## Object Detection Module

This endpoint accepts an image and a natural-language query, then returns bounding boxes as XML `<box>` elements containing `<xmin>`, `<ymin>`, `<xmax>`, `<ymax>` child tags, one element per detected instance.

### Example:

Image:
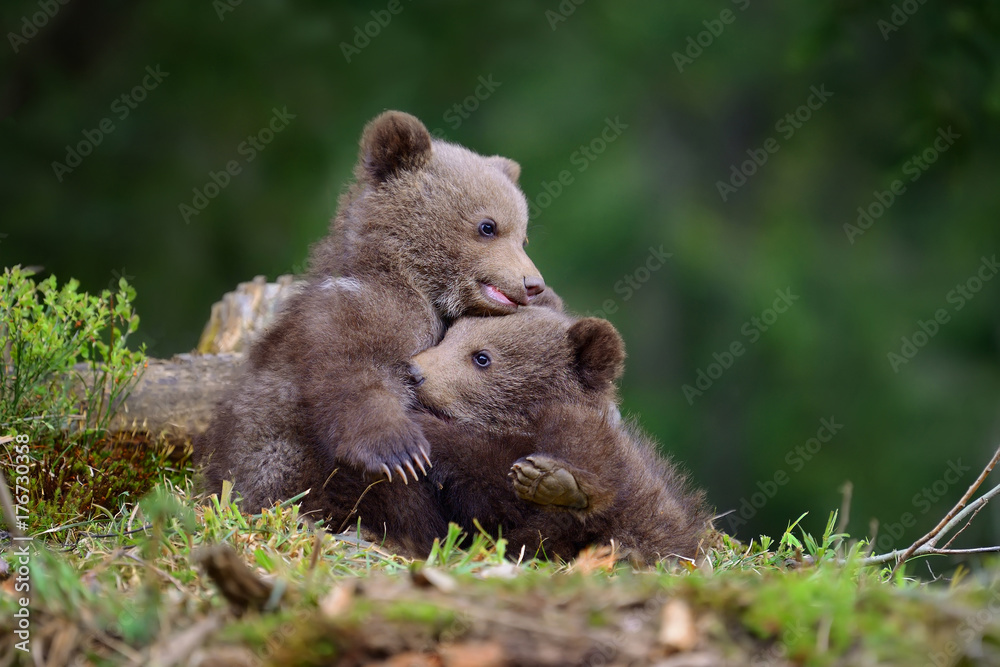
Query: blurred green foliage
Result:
<box><xmin>1</xmin><ymin>1</ymin><xmax>998</xmax><ymax>551</ymax></box>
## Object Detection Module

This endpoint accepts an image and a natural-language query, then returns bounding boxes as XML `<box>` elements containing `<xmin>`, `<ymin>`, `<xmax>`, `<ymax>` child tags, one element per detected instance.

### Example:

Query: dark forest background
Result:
<box><xmin>2</xmin><ymin>0</ymin><xmax>999</xmax><ymax>552</ymax></box>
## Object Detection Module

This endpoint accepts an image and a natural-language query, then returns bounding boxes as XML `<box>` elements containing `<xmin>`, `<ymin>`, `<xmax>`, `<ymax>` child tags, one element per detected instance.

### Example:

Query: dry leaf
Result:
<box><xmin>188</xmin><ymin>646</ymin><xmax>260</xmax><ymax>667</ymax></box>
<box><xmin>479</xmin><ymin>562</ymin><xmax>519</xmax><ymax>579</ymax></box>
<box><xmin>658</xmin><ymin>599</ymin><xmax>697</xmax><ymax>652</ymax></box>
<box><xmin>411</xmin><ymin>567</ymin><xmax>457</xmax><ymax>593</ymax></box>
<box><xmin>320</xmin><ymin>582</ymin><xmax>355</xmax><ymax>618</ymax></box>
<box><xmin>568</xmin><ymin>544</ymin><xmax>617</xmax><ymax>575</ymax></box>
<box><xmin>375</xmin><ymin>651</ymin><xmax>440</xmax><ymax>667</ymax></box>
<box><xmin>439</xmin><ymin>641</ymin><xmax>505</xmax><ymax>667</ymax></box>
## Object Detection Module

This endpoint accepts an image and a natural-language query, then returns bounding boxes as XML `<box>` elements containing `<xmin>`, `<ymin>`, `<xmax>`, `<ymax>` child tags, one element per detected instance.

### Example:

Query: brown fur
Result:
<box><xmin>410</xmin><ymin>307</ymin><xmax>711</xmax><ymax>563</ymax></box>
<box><xmin>194</xmin><ymin>111</ymin><xmax>547</xmax><ymax>556</ymax></box>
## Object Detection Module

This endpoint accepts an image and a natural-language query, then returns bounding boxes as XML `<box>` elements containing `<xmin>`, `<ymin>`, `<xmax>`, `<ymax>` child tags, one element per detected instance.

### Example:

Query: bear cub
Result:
<box><xmin>410</xmin><ymin>306</ymin><xmax>712</xmax><ymax>563</ymax></box>
<box><xmin>195</xmin><ymin>111</ymin><xmax>546</xmax><ymax>556</ymax></box>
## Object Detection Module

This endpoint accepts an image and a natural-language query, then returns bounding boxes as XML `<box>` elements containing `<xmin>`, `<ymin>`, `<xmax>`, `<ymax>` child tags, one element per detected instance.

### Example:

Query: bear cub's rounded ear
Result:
<box><xmin>360</xmin><ymin>111</ymin><xmax>433</xmax><ymax>184</ymax></box>
<box><xmin>486</xmin><ymin>156</ymin><xmax>521</xmax><ymax>184</ymax></box>
<box><xmin>568</xmin><ymin>318</ymin><xmax>625</xmax><ymax>391</ymax></box>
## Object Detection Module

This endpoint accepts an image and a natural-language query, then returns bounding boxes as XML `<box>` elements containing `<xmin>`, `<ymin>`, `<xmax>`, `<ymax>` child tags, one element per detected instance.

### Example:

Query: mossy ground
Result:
<box><xmin>24</xmin><ymin>431</ymin><xmax>189</xmax><ymax>534</ymax></box>
<box><xmin>1</xmin><ymin>436</ymin><xmax>999</xmax><ymax>667</ymax></box>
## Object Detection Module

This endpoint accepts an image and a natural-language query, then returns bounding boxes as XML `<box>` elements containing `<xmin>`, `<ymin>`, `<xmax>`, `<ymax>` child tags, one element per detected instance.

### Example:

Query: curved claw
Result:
<box><xmin>381</xmin><ymin>464</ymin><xmax>392</xmax><ymax>482</ymax></box>
<box><xmin>414</xmin><ymin>455</ymin><xmax>427</xmax><ymax>476</ymax></box>
<box><xmin>394</xmin><ymin>464</ymin><xmax>408</xmax><ymax>484</ymax></box>
<box><xmin>404</xmin><ymin>460</ymin><xmax>418</xmax><ymax>480</ymax></box>
<box><xmin>421</xmin><ymin>449</ymin><xmax>433</xmax><ymax>469</ymax></box>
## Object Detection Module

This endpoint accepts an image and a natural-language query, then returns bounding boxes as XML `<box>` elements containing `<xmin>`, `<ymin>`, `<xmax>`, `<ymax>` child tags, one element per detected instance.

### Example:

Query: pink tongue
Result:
<box><xmin>483</xmin><ymin>283</ymin><xmax>516</xmax><ymax>306</ymax></box>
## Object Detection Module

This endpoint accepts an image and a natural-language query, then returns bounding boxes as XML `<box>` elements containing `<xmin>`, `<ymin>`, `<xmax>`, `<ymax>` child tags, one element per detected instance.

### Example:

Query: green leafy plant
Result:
<box><xmin>1</xmin><ymin>265</ymin><xmax>156</xmax><ymax>530</ymax></box>
<box><xmin>1</xmin><ymin>265</ymin><xmax>145</xmax><ymax>439</ymax></box>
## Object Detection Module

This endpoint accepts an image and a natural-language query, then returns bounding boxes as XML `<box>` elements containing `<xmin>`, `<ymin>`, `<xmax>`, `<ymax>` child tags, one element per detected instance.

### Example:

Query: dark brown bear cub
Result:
<box><xmin>410</xmin><ymin>307</ymin><xmax>711</xmax><ymax>563</ymax></box>
<box><xmin>195</xmin><ymin>111</ymin><xmax>545</xmax><ymax>556</ymax></box>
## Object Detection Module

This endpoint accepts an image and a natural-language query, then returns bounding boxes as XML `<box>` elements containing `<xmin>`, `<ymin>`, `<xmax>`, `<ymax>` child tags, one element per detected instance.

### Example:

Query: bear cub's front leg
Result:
<box><xmin>325</xmin><ymin>382</ymin><xmax>432</xmax><ymax>484</ymax></box>
<box><xmin>510</xmin><ymin>455</ymin><xmax>589</xmax><ymax>509</ymax></box>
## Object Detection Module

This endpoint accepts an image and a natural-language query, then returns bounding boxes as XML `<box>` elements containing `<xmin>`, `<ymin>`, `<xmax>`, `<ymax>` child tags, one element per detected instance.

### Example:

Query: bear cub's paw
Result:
<box><xmin>335</xmin><ymin>415</ymin><xmax>432</xmax><ymax>484</ymax></box>
<box><xmin>510</xmin><ymin>455</ymin><xmax>589</xmax><ymax>509</ymax></box>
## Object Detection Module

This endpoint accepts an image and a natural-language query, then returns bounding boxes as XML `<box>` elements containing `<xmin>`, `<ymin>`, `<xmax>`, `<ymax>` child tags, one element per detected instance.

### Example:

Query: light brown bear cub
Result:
<box><xmin>410</xmin><ymin>306</ymin><xmax>711</xmax><ymax>563</ymax></box>
<box><xmin>195</xmin><ymin>111</ymin><xmax>545</xmax><ymax>556</ymax></box>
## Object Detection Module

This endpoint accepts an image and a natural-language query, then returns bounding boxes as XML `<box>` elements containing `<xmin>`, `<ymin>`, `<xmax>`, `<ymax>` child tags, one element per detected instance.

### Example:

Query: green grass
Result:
<box><xmin>2</xmin><ymin>477</ymin><xmax>999</xmax><ymax>666</ymax></box>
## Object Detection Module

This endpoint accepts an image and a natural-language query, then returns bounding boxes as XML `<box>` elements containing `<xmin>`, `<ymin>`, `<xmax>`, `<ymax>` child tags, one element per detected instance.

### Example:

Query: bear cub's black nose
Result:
<box><xmin>408</xmin><ymin>364</ymin><xmax>425</xmax><ymax>386</ymax></box>
<box><xmin>524</xmin><ymin>276</ymin><xmax>545</xmax><ymax>298</ymax></box>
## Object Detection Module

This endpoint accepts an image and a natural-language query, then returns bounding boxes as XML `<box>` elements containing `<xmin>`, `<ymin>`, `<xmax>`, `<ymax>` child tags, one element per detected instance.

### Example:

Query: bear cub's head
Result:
<box><xmin>330</xmin><ymin>111</ymin><xmax>545</xmax><ymax>317</ymax></box>
<box><xmin>409</xmin><ymin>306</ymin><xmax>625</xmax><ymax>431</ymax></box>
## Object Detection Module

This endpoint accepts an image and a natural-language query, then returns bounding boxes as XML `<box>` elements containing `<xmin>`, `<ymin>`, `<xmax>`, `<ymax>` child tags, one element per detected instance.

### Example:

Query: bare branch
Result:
<box><xmin>941</xmin><ymin>503</ymin><xmax>987</xmax><ymax>550</ymax></box>
<box><xmin>855</xmin><ymin>446</ymin><xmax>1000</xmax><ymax>571</ymax></box>
<box><xmin>933</xmin><ymin>481</ymin><xmax>1000</xmax><ymax>546</ymax></box>
<box><xmin>890</xmin><ymin>445</ymin><xmax>1000</xmax><ymax>574</ymax></box>
<box><xmin>860</xmin><ymin>543</ymin><xmax>1000</xmax><ymax>566</ymax></box>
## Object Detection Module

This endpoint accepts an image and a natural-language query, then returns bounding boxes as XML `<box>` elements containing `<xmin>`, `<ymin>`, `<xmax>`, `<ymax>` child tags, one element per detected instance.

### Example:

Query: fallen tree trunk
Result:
<box><xmin>105</xmin><ymin>352</ymin><xmax>244</xmax><ymax>437</ymax></box>
<box><xmin>84</xmin><ymin>275</ymin><xmax>304</xmax><ymax>438</ymax></box>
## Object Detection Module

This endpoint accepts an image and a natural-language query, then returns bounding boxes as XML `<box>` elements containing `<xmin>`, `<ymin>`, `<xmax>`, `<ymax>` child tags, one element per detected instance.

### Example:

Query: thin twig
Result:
<box><xmin>865</xmin><ymin>481</ymin><xmax>1000</xmax><ymax>568</ymax></box>
<box><xmin>941</xmin><ymin>500</ymin><xmax>989</xmax><ymax>550</ymax></box>
<box><xmin>891</xmin><ymin>445</ymin><xmax>1000</xmax><ymax>574</ymax></box>
<box><xmin>933</xmin><ymin>481</ymin><xmax>1000</xmax><ymax>545</ymax></box>
<box><xmin>337</xmin><ymin>478</ymin><xmax>385</xmax><ymax>534</ymax></box>
<box><xmin>928</xmin><ymin>546</ymin><xmax>1000</xmax><ymax>555</ymax></box>
<box><xmin>861</xmin><ymin>544</ymin><xmax>1000</xmax><ymax>566</ymax></box>
<box><xmin>859</xmin><ymin>547</ymin><xmax>910</xmax><ymax>566</ymax></box>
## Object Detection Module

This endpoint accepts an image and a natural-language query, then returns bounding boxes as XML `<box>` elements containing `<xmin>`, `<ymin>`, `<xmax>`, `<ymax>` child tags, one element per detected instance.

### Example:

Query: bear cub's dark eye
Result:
<box><xmin>472</xmin><ymin>351</ymin><xmax>492</xmax><ymax>368</ymax></box>
<box><xmin>478</xmin><ymin>219</ymin><xmax>497</xmax><ymax>237</ymax></box>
